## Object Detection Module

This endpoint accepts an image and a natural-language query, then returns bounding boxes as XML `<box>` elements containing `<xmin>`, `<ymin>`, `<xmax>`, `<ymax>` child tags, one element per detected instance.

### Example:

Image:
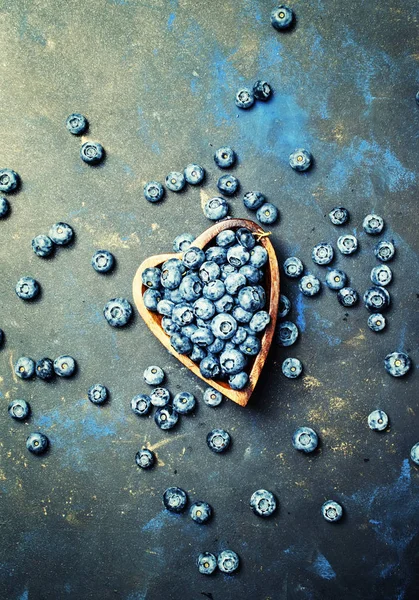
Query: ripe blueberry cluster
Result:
<box><xmin>142</xmin><ymin>228</ymin><xmax>272</xmax><ymax>391</ymax></box>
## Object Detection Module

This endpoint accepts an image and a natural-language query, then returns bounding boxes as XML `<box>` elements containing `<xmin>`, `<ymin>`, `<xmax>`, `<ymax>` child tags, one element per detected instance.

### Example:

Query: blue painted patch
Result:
<box><xmin>312</xmin><ymin>552</ymin><xmax>336</xmax><ymax>580</ymax></box>
<box><xmin>81</xmin><ymin>415</ymin><xmax>116</xmax><ymax>439</ymax></box>
<box><xmin>136</xmin><ymin>107</ymin><xmax>160</xmax><ymax>154</ymax></box>
<box><xmin>190</xmin><ymin>78</ymin><xmax>198</xmax><ymax>95</ymax></box>
<box><xmin>142</xmin><ymin>510</ymin><xmax>178</xmax><ymax>532</ymax></box>
<box><xmin>167</xmin><ymin>13</ymin><xmax>176</xmax><ymax>31</ymax></box>
<box><xmin>18</xmin><ymin>590</ymin><xmax>29</xmax><ymax>600</ymax></box>
<box><xmin>19</xmin><ymin>15</ymin><xmax>47</xmax><ymax>47</ymax></box>
<box><xmin>295</xmin><ymin>293</ymin><xmax>306</xmax><ymax>332</ymax></box>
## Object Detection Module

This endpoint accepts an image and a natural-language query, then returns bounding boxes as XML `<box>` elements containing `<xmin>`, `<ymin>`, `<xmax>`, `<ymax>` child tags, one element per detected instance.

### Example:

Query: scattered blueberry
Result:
<box><xmin>8</xmin><ymin>399</ymin><xmax>30</xmax><ymax>420</ymax></box>
<box><xmin>0</xmin><ymin>197</ymin><xmax>10</xmax><ymax>218</ymax></box>
<box><xmin>203</xmin><ymin>387</ymin><xmax>223</xmax><ymax>407</ymax></box>
<box><xmin>278</xmin><ymin>294</ymin><xmax>291</xmax><ymax>318</ymax></box>
<box><xmin>253</xmin><ymin>80</ymin><xmax>272</xmax><ymax>101</ymax></box>
<box><xmin>103</xmin><ymin>298</ymin><xmax>133</xmax><ymax>327</ymax></box>
<box><xmin>299</xmin><ymin>274</ymin><xmax>321</xmax><ymax>297</ymax></box>
<box><xmin>337</xmin><ymin>234</ymin><xmax>358</xmax><ymax>255</ymax></box>
<box><xmin>155</xmin><ymin>406</ymin><xmax>179</xmax><ymax>430</ymax></box>
<box><xmin>363</xmin><ymin>214</ymin><xmax>384</xmax><ymax>235</ymax></box>
<box><xmin>250</xmin><ymin>489</ymin><xmax>277</xmax><ymax>517</ymax></box>
<box><xmin>0</xmin><ymin>168</ymin><xmax>19</xmax><ymax>192</ymax></box>
<box><xmin>80</xmin><ymin>141</ymin><xmax>104</xmax><ymax>164</ymax></box>
<box><xmin>49</xmin><ymin>222</ymin><xmax>73</xmax><ymax>246</ymax></box>
<box><xmin>190</xmin><ymin>501</ymin><xmax>212</xmax><ymax>524</ymax></box>
<box><xmin>207</xmin><ymin>428</ymin><xmax>231</xmax><ymax>453</ymax></box>
<box><xmin>143</xmin><ymin>366</ymin><xmax>165</xmax><ymax>386</ymax></box>
<box><xmin>150</xmin><ymin>387</ymin><xmax>171</xmax><ymax>407</ymax></box>
<box><xmin>243</xmin><ymin>191</ymin><xmax>265</xmax><ymax>211</ymax></box>
<box><xmin>312</xmin><ymin>242</ymin><xmax>334</xmax><ymax>266</ymax></box>
<box><xmin>325</xmin><ymin>269</ymin><xmax>347</xmax><ymax>290</ymax></box>
<box><xmin>197</xmin><ymin>552</ymin><xmax>217</xmax><ymax>575</ymax></box>
<box><xmin>271</xmin><ymin>5</ymin><xmax>294</xmax><ymax>29</ymax></box>
<box><xmin>321</xmin><ymin>500</ymin><xmax>343</xmax><ymax>523</ymax></box>
<box><xmin>384</xmin><ymin>351</ymin><xmax>411</xmax><ymax>377</ymax></box>
<box><xmin>35</xmin><ymin>358</ymin><xmax>54</xmax><ymax>380</ymax></box>
<box><xmin>217</xmin><ymin>174</ymin><xmax>239</xmax><ymax>196</ymax></box>
<box><xmin>26</xmin><ymin>432</ymin><xmax>49</xmax><ymax>455</ymax></box>
<box><xmin>15</xmin><ymin>357</ymin><xmax>35</xmax><ymax>379</ymax></box>
<box><xmin>367</xmin><ymin>410</ymin><xmax>388</xmax><ymax>431</ymax></box>
<box><xmin>374</xmin><ymin>240</ymin><xmax>395</xmax><ymax>262</ymax></box>
<box><xmin>163</xmin><ymin>486</ymin><xmax>188</xmax><ymax>512</ymax></box>
<box><xmin>144</xmin><ymin>181</ymin><xmax>164</xmax><ymax>203</ymax></box>
<box><xmin>277</xmin><ymin>321</ymin><xmax>299</xmax><ymax>346</ymax></box>
<box><xmin>88</xmin><ymin>384</ymin><xmax>108</xmax><ymax>405</ymax></box>
<box><xmin>363</xmin><ymin>287</ymin><xmax>390</xmax><ymax>311</ymax></box>
<box><xmin>173</xmin><ymin>232</ymin><xmax>195</xmax><ymax>253</ymax></box>
<box><xmin>66</xmin><ymin>113</ymin><xmax>88</xmax><ymax>135</ymax></box>
<box><xmin>54</xmin><ymin>355</ymin><xmax>76</xmax><ymax>377</ymax></box>
<box><xmin>283</xmin><ymin>256</ymin><xmax>303</xmax><ymax>278</ymax></box>
<box><xmin>203</xmin><ymin>197</ymin><xmax>229</xmax><ymax>220</ymax></box>
<box><xmin>367</xmin><ymin>313</ymin><xmax>386</xmax><ymax>332</ymax></box>
<box><xmin>131</xmin><ymin>394</ymin><xmax>151</xmax><ymax>416</ymax></box>
<box><xmin>173</xmin><ymin>391</ymin><xmax>196</xmax><ymax>414</ymax></box>
<box><xmin>235</xmin><ymin>87</ymin><xmax>255</xmax><ymax>109</ymax></box>
<box><xmin>184</xmin><ymin>164</ymin><xmax>205</xmax><ymax>185</ymax></box>
<box><xmin>166</xmin><ymin>171</ymin><xmax>186</xmax><ymax>192</ymax></box>
<box><xmin>370</xmin><ymin>264</ymin><xmax>392</xmax><ymax>286</ymax></box>
<box><xmin>282</xmin><ymin>358</ymin><xmax>302</xmax><ymax>378</ymax></box>
<box><xmin>15</xmin><ymin>276</ymin><xmax>40</xmax><ymax>300</ymax></box>
<box><xmin>92</xmin><ymin>250</ymin><xmax>115</xmax><ymax>273</ymax></box>
<box><xmin>217</xmin><ymin>550</ymin><xmax>239</xmax><ymax>574</ymax></box>
<box><xmin>289</xmin><ymin>149</ymin><xmax>312</xmax><ymax>172</ymax></box>
<box><xmin>292</xmin><ymin>427</ymin><xmax>318</xmax><ymax>453</ymax></box>
<box><xmin>410</xmin><ymin>443</ymin><xmax>419</xmax><ymax>465</ymax></box>
<box><xmin>214</xmin><ymin>147</ymin><xmax>236</xmax><ymax>169</ymax></box>
<box><xmin>135</xmin><ymin>448</ymin><xmax>155</xmax><ymax>469</ymax></box>
<box><xmin>329</xmin><ymin>207</ymin><xmax>349</xmax><ymax>226</ymax></box>
<box><xmin>256</xmin><ymin>202</ymin><xmax>279</xmax><ymax>225</ymax></box>
<box><xmin>32</xmin><ymin>235</ymin><xmax>54</xmax><ymax>258</ymax></box>
<box><xmin>337</xmin><ymin>287</ymin><xmax>358</xmax><ymax>307</ymax></box>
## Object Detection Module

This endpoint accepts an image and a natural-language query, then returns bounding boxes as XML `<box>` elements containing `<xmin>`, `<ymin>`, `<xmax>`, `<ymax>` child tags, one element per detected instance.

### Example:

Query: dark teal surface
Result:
<box><xmin>0</xmin><ymin>1</ymin><xmax>419</xmax><ymax>599</ymax></box>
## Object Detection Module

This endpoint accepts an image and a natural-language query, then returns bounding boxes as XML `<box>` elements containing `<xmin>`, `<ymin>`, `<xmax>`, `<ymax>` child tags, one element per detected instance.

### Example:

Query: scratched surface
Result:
<box><xmin>0</xmin><ymin>0</ymin><xmax>418</xmax><ymax>599</ymax></box>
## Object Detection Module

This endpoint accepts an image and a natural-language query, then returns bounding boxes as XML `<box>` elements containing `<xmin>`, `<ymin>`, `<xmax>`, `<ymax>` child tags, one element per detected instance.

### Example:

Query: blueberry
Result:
<box><xmin>225</xmin><ymin>273</ymin><xmax>246</xmax><ymax>296</ymax></box>
<box><xmin>155</xmin><ymin>406</ymin><xmax>179</xmax><ymax>430</ymax></box>
<box><xmin>92</xmin><ymin>250</ymin><xmax>115</xmax><ymax>273</ymax></box>
<box><xmin>104</xmin><ymin>298</ymin><xmax>133</xmax><ymax>326</ymax></box>
<box><xmin>337</xmin><ymin>234</ymin><xmax>358</xmax><ymax>255</ymax></box>
<box><xmin>0</xmin><ymin>197</ymin><xmax>10</xmax><ymax>218</ymax></box>
<box><xmin>54</xmin><ymin>355</ymin><xmax>76</xmax><ymax>377</ymax></box>
<box><xmin>370</xmin><ymin>264</ymin><xmax>392</xmax><ymax>286</ymax></box>
<box><xmin>150</xmin><ymin>388</ymin><xmax>170</xmax><ymax>408</ymax></box>
<box><xmin>239</xmin><ymin>335</ymin><xmax>260</xmax><ymax>356</ymax></box>
<box><xmin>299</xmin><ymin>274</ymin><xmax>321</xmax><ymax>296</ymax></box>
<box><xmin>170</xmin><ymin>332</ymin><xmax>193</xmax><ymax>355</ymax></box>
<box><xmin>16</xmin><ymin>276</ymin><xmax>39</xmax><ymax>300</ymax></box>
<box><xmin>26</xmin><ymin>432</ymin><xmax>49</xmax><ymax>455</ymax></box>
<box><xmin>384</xmin><ymin>351</ymin><xmax>411</xmax><ymax>377</ymax></box>
<box><xmin>220</xmin><ymin>348</ymin><xmax>247</xmax><ymax>375</ymax></box>
<box><xmin>0</xmin><ymin>328</ymin><xmax>3</xmax><ymax>347</ymax></box>
<box><xmin>250</xmin><ymin>489</ymin><xmax>277</xmax><ymax>517</ymax></box>
<box><xmin>172</xmin><ymin>304</ymin><xmax>195</xmax><ymax>327</ymax></box>
<box><xmin>214</xmin><ymin>147</ymin><xmax>236</xmax><ymax>169</ymax></box>
<box><xmin>0</xmin><ymin>168</ymin><xmax>19</xmax><ymax>192</ymax></box>
<box><xmin>163</xmin><ymin>487</ymin><xmax>188</xmax><ymax>512</ymax></box>
<box><xmin>66</xmin><ymin>113</ymin><xmax>88</xmax><ymax>135</ymax></box>
<box><xmin>220</xmin><ymin>264</ymin><xmax>237</xmax><ymax>281</ymax></box>
<box><xmin>8</xmin><ymin>399</ymin><xmax>30</xmax><ymax>420</ymax></box>
<box><xmin>197</xmin><ymin>552</ymin><xmax>217</xmax><ymax>575</ymax></box>
<box><xmin>161</xmin><ymin>265</ymin><xmax>182</xmax><ymax>291</ymax></box>
<box><xmin>235</xmin><ymin>87</ymin><xmax>255</xmax><ymax>109</ymax></box>
<box><xmin>35</xmin><ymin>358</ymin><xmax>54</xmax><ymax>380</ymax></box>
<box><xmin>203</xmin><ymin>280</ymin><xmax>225</xmax><ymax>301</ymax></box>
<box><xmin>193</xmin><ymin>298</ymin><xmax>215</xmax><ymax>321</ymax></box>
<box><xmin>229</xmin><ymin>371</ymin><xmax>249</xmax><ymax>389</ymax></box>
<box><xmin>363</xmin><ymin>287</ymin><xmax>390</xmax><ymax>311</ymax></box>
<box><xmin>374</xmin><ymin>240</ymin><xmax>395</xmax><ymax>262</ymax></box>
<box><xmin>232</xmin><ymin>327</ymin><xmax>249</xmax><ymax>346</ymax></box>
<box><xmin>325</xmin><ymin>269</ymin><xmax>347</xmax><ymax>290</ymax></box>
<box><xmin>144</xmin><ymin>181</ymin><xmax>164</xmax><ymax>203</ymax></box>
<box><xmin>312</xmin><ymin>242</ymin><xmax>334</xmax><ymax>266</ymax></box>
<box><xmin>32</xmin><ymin>235</ymin><xmax>54</xmax><ymax>258</ymax></box>
<box><xmin>184</xmin><ymin>164</ymin><xmax>205</xmax><ymax>185</ymax></box>
<box><xmin>200</xmin><ymin>355</ymin><xmax>221</xmax><ymax>379</ymax></box>
<box><xmin>217</xmin><ymin>174</ymin><xmax>239</xmax><ymax>196</ymax></box>
<box><xmin>80</xmin><ymin>141</ymin><xmax>104</xmax><ymax>164</ymax></box>
<box><xmin>322</xmin><ymin>500</ymin><xmax>343</xmax><ymax>523</ymax></box>
<box><xmin>278</xmin><ymin>294</ymin><xmax>291</xmax><ymax>318</ymax></box>
<box><xmin>166</xmin><ymin>171</ymin><xmax>186</xmax><ymax>192</ymax></box>
<box><xmin>277</xmin><ymin>321</ymin><xmax>298</xmax><ymax>346</ymax></box>
<box><xmin>88</xmin><ymin>384</ymin><xmax>108</xmax><ymax>405</ymax></box>
<box><xmin>211</xmin><ymin>313</ymin><xmax>238</xmax><ymax>340</ymax></box>
<box><xmin>164</xmin><ymin>256</ymin><xmax>187</xmax><ymax>273</ymax></box>
<box><xmin>368</xmin><ymin>409</ymin><xmax>388</xmax><ymax>431</ymax></box>
<box><xmin>162</xmin><ymin>317</ymin><xmax>180</xmax><ymax>335</ymax></box>
<box><xmin>191</xmin><ymin>345</ymin><xmax>207</xmax><ymax>362</ymax></box>
<box><xmin>143</xmin><ymin>289</ymin><xmax>162</xmax><ymax>312</ymax></box>
<box><xmin>173</xmin><ymin>392</ymin><xmax>196</xmax><ymax>415</ymax></box>
<box><xmin>227</xmin><ymin>244</ymin><xmax>250</xmax><ymax>268</ymax></box>
<box><xmin>217</xmin><ymin>550</ymin><xmax>239</xmax><ymax>574</ymax></box>
<box><xmin>238</xmin><ymin>285</ymin><xmax>265</xmax><ymax>312</ymax></box>
<box><xmin>199</xmin><ymin>261</ymin><xmax>221</xmax><ymax>283</ymax></box>
<box><xmin>215</xmin><ymin>294</ymin><xmax>234</xmax><ymax>313</ymax></box>
<box><xmin>282</xmin><ymin>358</ymin><xmax>303</xmax><ymax>378</ymax></box>
<box><xmin>283</xmin><ymin>257</ymin><xmax>303</xmax><ymax>278</ymax></box>
<box><xmin>363</xmin><ymin>214</ymin><xmax>384</xmax><ymax>235</ymax></box>
<box><xmin>182</xmin><ymin>323</ymin><xmax>198</xmax><ymax>338</ymax></box>
<box><xmin>136</xmin><ymin>448</ymin><xmax>155</xmax><ymax>469</ymax></box>
<box><xmin>208</xmin><ymin>337</ymin><xmax>225</xmax><ymax>354</ymax></box>
<box><xmin>289</xmin><ymin>149</ymin><xmax>312</xmax><ymax>172</ymax></box>
<box><xmin>203</xmin><ymin>387</ymin><xmax>223</xmax><ymax>407</ymax></box>
<box><xmin>249</xmin><ymin>310</ymin><xmax>270</xmax><ymax>333</ymax></box>
<box><xmin>207</xmin><ymin>428</ymin><xmax>231</xmax><ymax>453</ymax></box>
<box><xmin>256</xmin><ymin>203</ymin><xmax>279</xmax><ymax>225</ymax></box>
<box><xmin>410</xmin><ymin>443</ymin><xmax>419</xmax><ymax>465</ymax></box>
<box><xmin>143</xmin><ymin>366</ymin><xmax>165</xmax><ymax>386</ymax></box>
<box><xmin>329</xmin><ymin>207</ymin><xmax>349</xmax><ymax>226</ymax></box>
<box><xmin>157</xmin><ymin>299</ymin><xmax>174</xmax><ymax>316</ymax></box>
<box><xmin>243</xmin><ymin>191</ymin><xmax>265</xmax><ymax>211</ymax></box>
<box><xmin>15</xmin><ymin>357</ymin><xmax>35</xmax><ymax>379</ymax></box>
<box><xmin>190</xmin><ymin>501</ymin><xmax>212</xmax><ymax>524</ymax></box>
<box><xmin>173</xmin><ymin>232</ymin><xmax>195</xmax><ymax>253</ymax></box>
<box><xmin>337</xmin><ymin>287</ymin><xmax>358</xmax><ymax>307</ymax></box>
<box><xmin>49</xmin><ymin>222</ymin><xmax>73</xmax><ymax>246</ymax></box>
<box><xmin>240</xmin><ymin>264</ymin><xmax>262</xmax><ymax>283</ymax></box>
<box><xmin>141</xmin><ymin>268</ymin><xmax>160</xmax><ymax>290</ymax></box>
<box><xmin>192</xmin><ymin>328</ymin><xmax>215</xmax><ymax>348</ymax></box>
<box><xmin>292</xmin><ymin>426</ymin><xmax>318</xmax><ymax>453</ymax></box>
<box><xmin>232</xmin><ymin>305</ymin><xmax>253</xmax><ymax>324</ymax></box>
<box><xmin>236</xmin><ymin>228</ymin><xmax>255</xmax><ymax>250</ymax></box>
<box><xmin>253</xmin><ymin>80</ymin><xmax>272</xmax><ymax>101</ymax></box>
<box><xmin>271</xmin><ymin>5</ymin><xmax>294</xmax><ymax>30</ymax></box>
<box><xmin>216</xmin><ymin>229</ymin><xmax>236</xmax><ymax>247</ymax></box>
<box><xmin>249</xmin><ymin>245</ymin><xmax>268</xmax><ymax>268</ymax></box>
<box><xmin>183</xmin><ymin>246</ymin><xmax>206</xmax><ymax>270</ymax></box>
<box><xmin>205</xmin><ymin>246</ymin><xmax>228</xmax><ymax>265</ymax></box>
<box><xmin>367</xmin><ymin>313</ymin><xmax>386</xmax><ymax>332</ymax></box>
<box><xmin>131</xmin><ymin>394</ymin><xmax>151</xmax><ymax>416</ymax></box>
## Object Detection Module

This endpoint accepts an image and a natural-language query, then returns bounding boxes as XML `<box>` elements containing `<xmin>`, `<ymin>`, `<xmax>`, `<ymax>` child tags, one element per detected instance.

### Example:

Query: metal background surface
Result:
<box><xmin>0</xmin><ymin>1</ymin><xmax>418</xmax><ymax>599</ymax></box>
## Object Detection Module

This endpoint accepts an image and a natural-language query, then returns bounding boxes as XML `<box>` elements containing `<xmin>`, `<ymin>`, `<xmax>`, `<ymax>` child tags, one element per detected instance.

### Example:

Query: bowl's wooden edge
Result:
<box><xmin>132</xmin><ymin>219</ymin><xmax>279</xmax><ymax>407</ymax></box>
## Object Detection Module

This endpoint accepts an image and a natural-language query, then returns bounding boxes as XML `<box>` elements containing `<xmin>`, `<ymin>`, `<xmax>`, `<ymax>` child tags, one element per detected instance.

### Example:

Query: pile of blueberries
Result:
<box><xmin>141</xmin><ymin>227</ymin><xmax>273</xmax><ymax>391</ymax></box>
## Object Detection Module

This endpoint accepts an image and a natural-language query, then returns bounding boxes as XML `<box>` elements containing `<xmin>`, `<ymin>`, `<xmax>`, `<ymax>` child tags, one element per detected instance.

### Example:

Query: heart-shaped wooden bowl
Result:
<box><xmin>133</xmin><ymin>219</ymin><xmax>279</xmax><ymax>407</ymax></box>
